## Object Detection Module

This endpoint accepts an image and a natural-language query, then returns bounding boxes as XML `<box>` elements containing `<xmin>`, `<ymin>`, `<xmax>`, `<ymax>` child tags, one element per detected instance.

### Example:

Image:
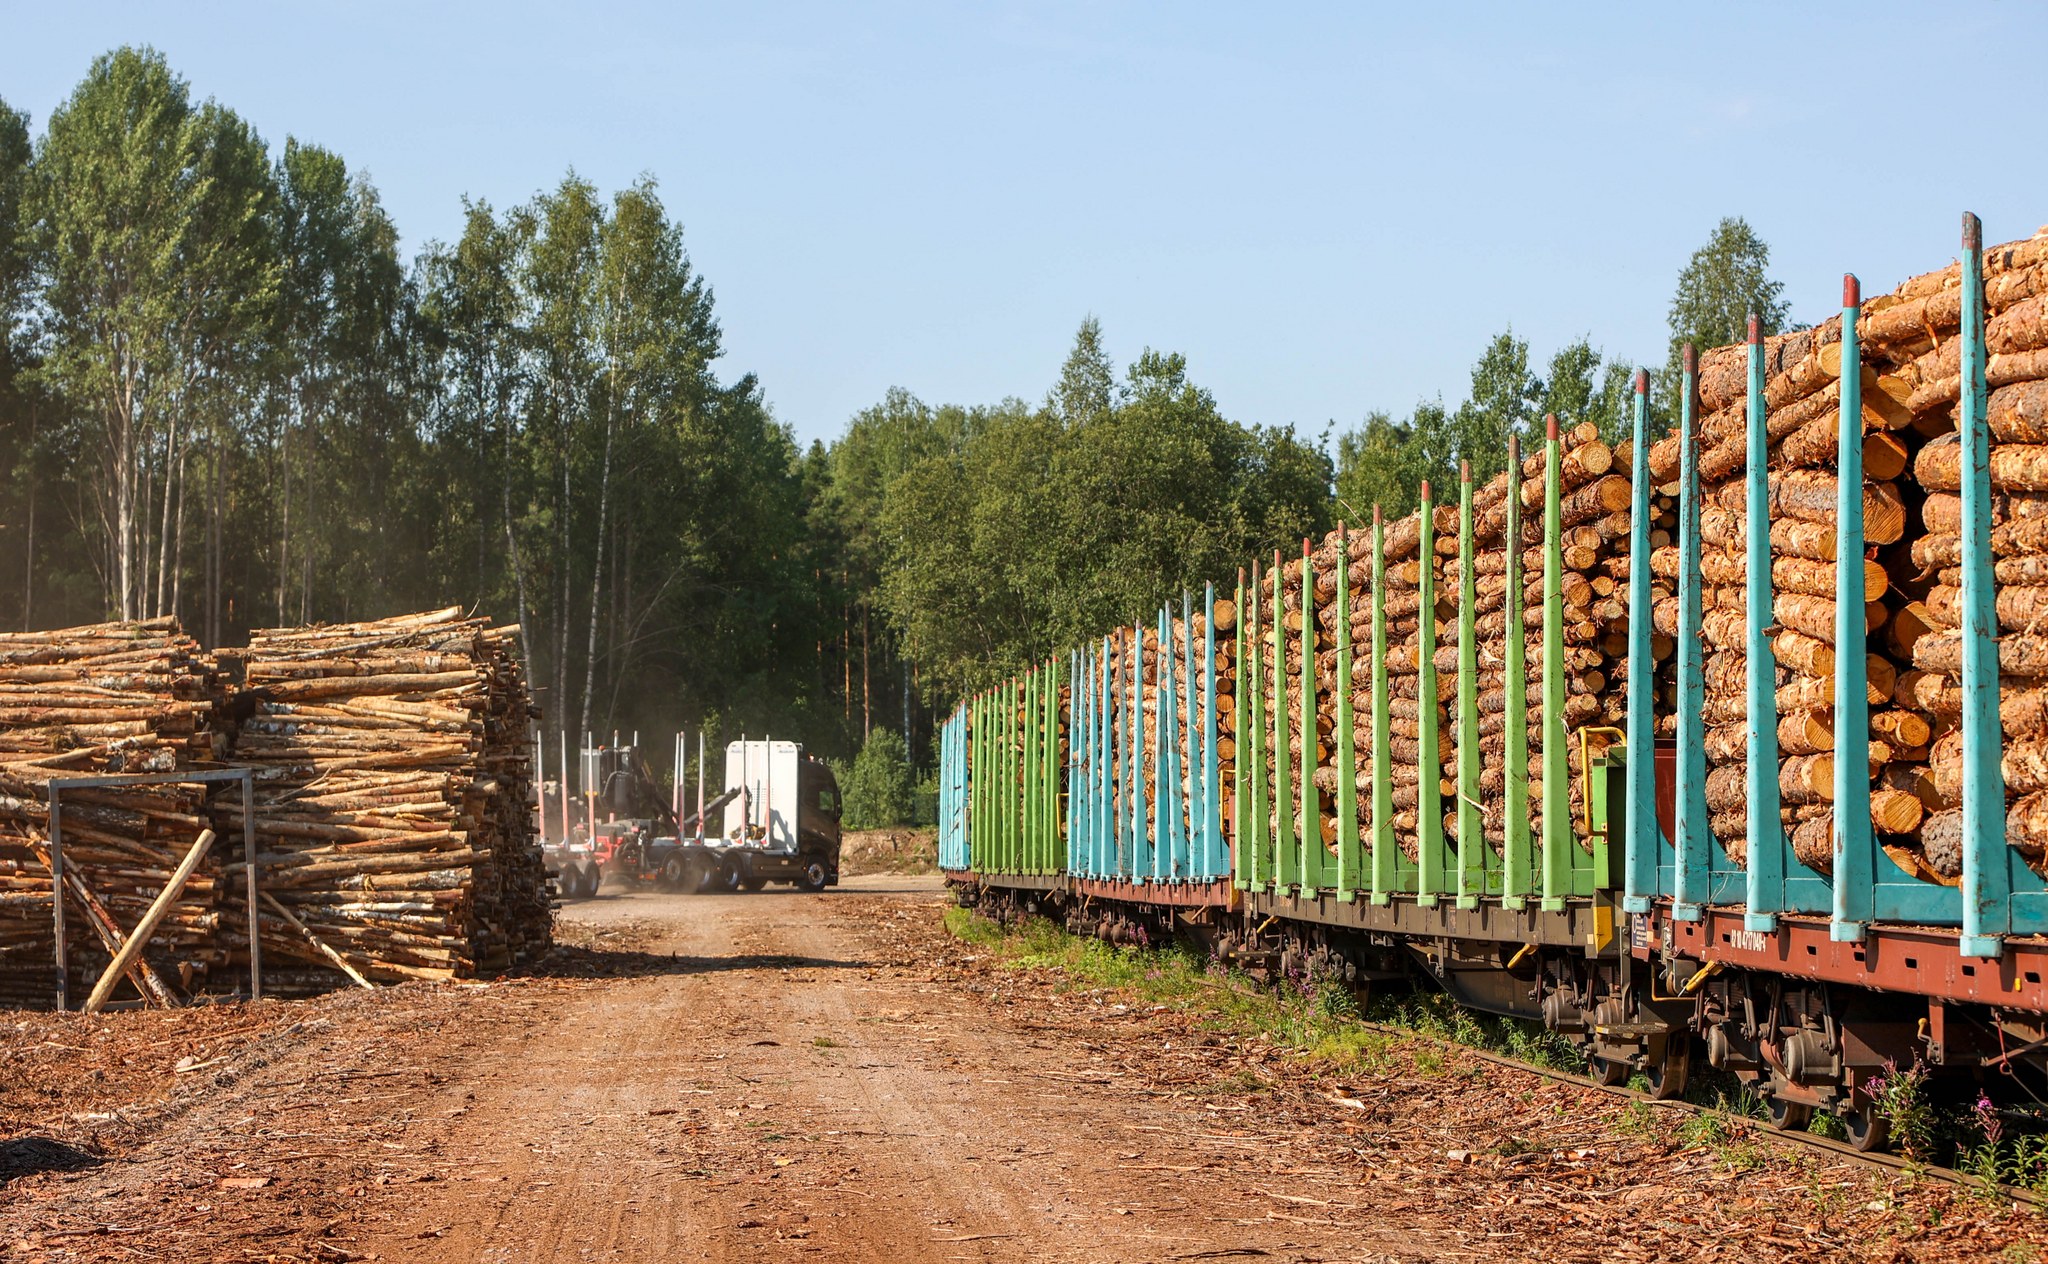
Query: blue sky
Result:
<box><xmin>3</xmin><ymin>3</ymin><xmax>2041</xmax><ymax>449</ymax></box>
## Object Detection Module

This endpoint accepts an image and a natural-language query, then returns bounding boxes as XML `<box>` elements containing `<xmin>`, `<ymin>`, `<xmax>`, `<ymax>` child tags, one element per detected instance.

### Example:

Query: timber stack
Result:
<box><xmin>0</xmin><ymin>620</ymin><xmax>222</xmax><ymax>1006</ymax></box>
<box><xmin>1658</xmin><ymin>227</ymin><xmax>2048</xmax><ymax>882</ymax></box>
<box><xmin>213</xmin><ymin>608</ymin><xmax>550</xmax><ymax>992</ymax></box>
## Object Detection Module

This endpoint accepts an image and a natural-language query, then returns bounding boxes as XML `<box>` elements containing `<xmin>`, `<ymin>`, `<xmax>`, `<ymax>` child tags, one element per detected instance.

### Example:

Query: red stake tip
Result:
<box><xmin>1546</xmin><ymin>414</ymin><xmax>1559</xmax><ymax>440</ymax></box>
<box><xmin>1963</xmin><ymin>211</ymin><xmax>1982</xmax><ymax>252</ymax></box>
<box><xmin>1420</xmin><ymin>479</ymin><xmax>1431</xmax><ymax>500</ymax></box>
<box><xmin>1843</xmin><ymin>273</ymin><xmax>1860</xmax><ymax>307</ymax></box>
<box><xmin>1373</xmin><ymin>504</ymin><xmax>1383</xmax><ymax>525</ymax></box>
<box><xmin>1460</xmin><ymin>458</ymin><xmax>1472</xmax><ymax>482</ymax></box>
<box><xmin>1632</xmin><ymin>370</ymin><xmax>1648</xmax><ymax>394</ymax></box>
<box><xmin>1682</xmin><ymin>343</ymin><xmax>1697</xmax><ymax>375</ymax></box>
<box><xmin>1747</xmin><ymin>313</ymin><xmax>1761</xmax><ymax>344</ymax></box>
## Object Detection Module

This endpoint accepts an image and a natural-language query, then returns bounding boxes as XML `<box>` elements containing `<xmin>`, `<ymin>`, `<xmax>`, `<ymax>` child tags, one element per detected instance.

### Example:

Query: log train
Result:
<box><xmin>937</xmin><ymin>215</ymin><xmax>2048</xmax><ymax>1153</ymax></box>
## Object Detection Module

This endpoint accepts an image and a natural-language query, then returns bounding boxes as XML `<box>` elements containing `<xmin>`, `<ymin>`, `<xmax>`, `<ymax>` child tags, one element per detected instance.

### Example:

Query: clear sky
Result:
<box><xmin>3</xmin><ymin>3</ymin><xmax>2042</xmax><ymax>449</ymax></box>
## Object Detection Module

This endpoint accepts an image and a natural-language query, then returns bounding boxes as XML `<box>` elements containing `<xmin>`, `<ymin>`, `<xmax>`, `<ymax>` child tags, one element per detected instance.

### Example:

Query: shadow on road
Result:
<box><xmin>522</xmin><ymin>946</ymin><xmax>873</xmax><ymax>980</ymax></box>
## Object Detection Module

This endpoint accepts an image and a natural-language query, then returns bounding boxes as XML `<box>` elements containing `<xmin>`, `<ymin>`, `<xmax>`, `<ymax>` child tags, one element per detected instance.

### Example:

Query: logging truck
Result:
<box><xmin>559</xmin><ymin>738</ymin><xmax>842</xmax><ymax>895</ymax></box>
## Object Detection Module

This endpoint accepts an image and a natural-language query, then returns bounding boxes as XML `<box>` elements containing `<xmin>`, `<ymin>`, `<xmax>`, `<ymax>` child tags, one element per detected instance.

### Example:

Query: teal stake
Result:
<box><xmin>1621</xmin><ymin>379</ymin><xmax>1656</xmax><ymax>912</ymax></box>
<box><xmin>1745</xmin><ymin>315</ymin><xmax>1789</xmax><ymax>930</ymax></box>
<box><xmin>1832</xmin><ymin>275</ymin><xmax>1874</xmax><ymax>942</ymax></box>
<box><xmin>1959</xmin><ymin>213</ymin><xmax>2010</xmax><ymax>957</ymax></box>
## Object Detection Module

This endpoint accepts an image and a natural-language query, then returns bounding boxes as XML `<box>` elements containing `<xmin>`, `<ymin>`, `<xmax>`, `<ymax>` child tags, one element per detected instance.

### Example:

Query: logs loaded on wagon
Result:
<box><xmin>0</xmin><ymin>608</ymin><xmax>550</xmax><ymax>1007</ymax></box>
<box><xmin>1232</xmin><ymin>224</ymin><xmax>2048</xmax><ymax>892</ymax></box>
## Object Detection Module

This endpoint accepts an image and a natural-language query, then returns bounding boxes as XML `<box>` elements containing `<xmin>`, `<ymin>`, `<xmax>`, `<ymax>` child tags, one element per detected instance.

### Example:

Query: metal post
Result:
<box><xmin>1246</xmin><ymin>565</ymin><xmax>1269</xmax><ymax>890</ymax></box>
<box><xmin>1272</xmin><ymin>550</ymin><xmax>1298</xmax><ymax>891</ymax></box>
<box><xmin>1503</xmin><ymin>436</ymin><xmax>1532</xmax><ymax>907</ymax></box>
<box><xmin>559</xmin><ymin>731</ymin><xmax>570</xmax><ymax>845</ymax></box>
<box><xmin>1131</xmin><ymin>623</ymin><xmax>1148</xmax><ymax>879</ymax></box>
<box><xmin>49</xmin><ymin>793</ymin><xmax>65</xmax><ymax>1011</ymax></box>
<box><xmin>1202</xmin><ymin>583</ymin><xmax>1220</xmax><ymax>881</ymax></box>
<box><xmin>1334</xmin><ymin>528</ymin><xmax>1360</xmax><ymax>900</ymax></box>
<box><xmin>243</xmin><ymin>771</ymin><xmax>260</xmax><ymax>1001</ymax></box>
<box><xmin>1674</xmin><ymin>346</ymin><xmax>1711</xmax><ymax>920</ymax></box>
<box><xmin>1542</xmin><ymin>415</ymin><xmax>1574</xmax><ymax>908</ymax></box>
<box><xmin>1622</xmin><ymin>381</ymin><xmax>1656</xmax><ymax>912</ymax></box>
<box><xmin>1231</xmin><ymin>577</ymin><xmax>1250</xmax><ymax>888</ymax></box>
<box><xmin>1298</xmin><ymin>541</ymin><xmax>1323</xmax><ymax>892</ymax></box>
<box><xmin>1833</xmin><ymin>275</ymin><xmax>1875</xmax><ymax>942</ymax></box>
<box><xmin>1370</xmin><ymin>508</ymin><xmax>1394</xmax><ymax>904</ymax></box>
<box><xmin>1959</xmin><ymin>212</ymin><xmax>2009</xmax><ymax>957</ymax></box>
<box><xmin>1456</xmin><ymin>461</ymin><xmax>1483</xmax><ymax>908</ymax></box>
<box><xmin>1417</xmin><ymin>483</ymin><xmax>1444</xmax><ymax>905</ymax></box>
<box><xmin>1744</xmin><ymin>314</ymin><xmax>1788</xmax><ymax>930</ymax></box>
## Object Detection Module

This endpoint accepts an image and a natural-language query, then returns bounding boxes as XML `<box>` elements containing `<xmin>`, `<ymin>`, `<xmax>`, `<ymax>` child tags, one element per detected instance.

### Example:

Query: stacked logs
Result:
<box><xmin>211</xmin><ymin>608</ymin><xmax>551</xmax><ymax>992</ymax></box>
<box><xmin>1662</xmin><ymin>227</ymin><xmax>2048</xmax><ymax>881</ymax></box>
<box><xmin>1256</xmin><ymin>423</ymin><xmax>1632</xmax><ymax>867</ymax></box>
<box><xmin>0</xmin><ymin>620</ymin><xmax>222</xmax><ymax>1007</ymax></box>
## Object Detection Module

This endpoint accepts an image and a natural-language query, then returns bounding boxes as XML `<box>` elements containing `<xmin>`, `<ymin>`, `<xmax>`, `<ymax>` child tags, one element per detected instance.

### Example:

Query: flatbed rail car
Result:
<box><xmin>937</xmin><ymin>215</ymin><xmax>2048</xmax><ymax>1152</ymax></box>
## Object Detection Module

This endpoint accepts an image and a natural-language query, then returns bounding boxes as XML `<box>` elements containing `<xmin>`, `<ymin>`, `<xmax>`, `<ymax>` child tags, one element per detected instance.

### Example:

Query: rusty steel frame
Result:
<box><xmin>47</xmin><ymin>768</ymin><xmax>258</xmax><ymax>1011</ymax></box>
<box><xmin>1652</xmin><ymin>907</ymin><xmax>2048</xmax><ymax>1011</ymax></box>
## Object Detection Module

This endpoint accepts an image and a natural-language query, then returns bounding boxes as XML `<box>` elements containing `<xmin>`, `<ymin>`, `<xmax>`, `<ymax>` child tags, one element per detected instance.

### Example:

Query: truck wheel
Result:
<box><xmin>660</xmin><ymin>855</ymin><xmax>688</xmax><ymax>892</ymax></box>
<box><xmin>710</xmin><ymin>861</ymin><xmax>742</xmax><ymax>893</ymax></box>
<box><xmin>740</xmin><ymin>876</ymin><xmax>768</xmax><ymax>892</ymax></box>
<box><xmin>795</xmin><ymin>859</ymin><xmax>830</xmax><ymax>893</ymax></box>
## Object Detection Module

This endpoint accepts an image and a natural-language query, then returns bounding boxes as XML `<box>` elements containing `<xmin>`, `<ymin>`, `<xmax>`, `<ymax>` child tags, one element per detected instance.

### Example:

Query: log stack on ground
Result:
<box><xmin>212</xmin><ymin>608</ymin><xmax>551</xmax><ymax>992</ymax></box>
<box><xmin>0</xmin><ymin>620</ymin><xmax>222</xmax><ymax>1007</ymax></box>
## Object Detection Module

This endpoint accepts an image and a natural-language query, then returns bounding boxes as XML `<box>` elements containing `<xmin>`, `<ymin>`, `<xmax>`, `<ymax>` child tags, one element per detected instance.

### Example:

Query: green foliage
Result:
<box><xmin>879</xmin><ymin>322</ymin><xmax>1331</xmax><ymax>696</ymax></box>
<box><xmin>1332</xmin><ymin>410</ymin><xmax>1413</xmax><ymax>523</ymax></box>
<box><xmin>1336</xmin><ymin>329</ymin><xmax>1638</xmax><ymax>528</ymax></box>
<box><xmin>841</xmin><ymin>728</ymin><xmax>915</xmax><ymax>829</ymax></box>
<box><xmin>1667</xmin><ymin>215</ymin><xmax>1791</xmax><ymax>367</ymax></box>
<box><xmin>1453</xmin><ymin>328</ymin><xmax>1541</xmax><ymax>484</ymax></box>
<box><xmin>1542</xmin><ymin>339</ymin><xmax>1638</xmax><ymax>446</ymax></box>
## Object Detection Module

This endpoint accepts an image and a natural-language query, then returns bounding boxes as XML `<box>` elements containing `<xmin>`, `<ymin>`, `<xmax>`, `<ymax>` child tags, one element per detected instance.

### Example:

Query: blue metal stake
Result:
<box><xmin>1833</xmin><ymin>275</ymin><xmax>1874</xmax><ymax>942</ymax></box>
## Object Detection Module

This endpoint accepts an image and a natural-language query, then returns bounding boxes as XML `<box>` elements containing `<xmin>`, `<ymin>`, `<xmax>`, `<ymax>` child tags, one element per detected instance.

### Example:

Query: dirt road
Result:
<box><xmin>4</xmin><ymin>876</ymin><xmax>2038</xmax><ymax>1263</ymax></box>
<box><xmin>1</xmin><ymin>878</ymin><xmax>1432</xmax><ymax>1263</ymax></box>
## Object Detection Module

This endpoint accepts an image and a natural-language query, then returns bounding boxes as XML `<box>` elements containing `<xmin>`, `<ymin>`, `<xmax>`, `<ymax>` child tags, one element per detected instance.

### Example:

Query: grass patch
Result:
<box><xmin>943</xmin><ymin>909</ymin><xmax>1398</xmax><ymax>1075</ymax></box>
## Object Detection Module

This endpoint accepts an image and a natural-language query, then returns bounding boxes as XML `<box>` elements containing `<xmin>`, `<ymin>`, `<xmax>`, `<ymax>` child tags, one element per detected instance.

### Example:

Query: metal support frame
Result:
<box><xmin>47</xmin><ymin>767</ymin><xmax>258</xmax><ymax>1011</ymax></box>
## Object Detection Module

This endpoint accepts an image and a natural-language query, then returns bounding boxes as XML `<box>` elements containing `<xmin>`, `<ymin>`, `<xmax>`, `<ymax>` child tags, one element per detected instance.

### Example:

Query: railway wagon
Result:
<box><xmin>938</xmin><ymin>214</ymin><xmax>2048</xmax><ymax>1152</ymax></box>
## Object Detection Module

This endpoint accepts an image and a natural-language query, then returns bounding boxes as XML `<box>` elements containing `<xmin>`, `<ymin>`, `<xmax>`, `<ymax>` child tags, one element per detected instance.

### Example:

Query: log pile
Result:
<box><xmin>0</xmin><ymin>620</ymin><xmax>222</xmax><ymax>1007</ymax></box>
<box><xmin>213</xmin><ymin>609</ymin><xmax>551</xmax><ymax>992</ymax></box>
<box><xmin>1667</xmin><ymin>227</ymin><xmax>2048</xmax><ymax>880</ymax></box>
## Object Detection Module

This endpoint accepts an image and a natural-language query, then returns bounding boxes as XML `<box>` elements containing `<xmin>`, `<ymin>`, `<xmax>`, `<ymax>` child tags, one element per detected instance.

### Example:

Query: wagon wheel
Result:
<box><xmin>1841</xmin><ymin>1103</ymin><xmax>1890</xmax><ymax>1153</ymax></box>
<box><xmin>1643</xmin><ymin>1037</ymin><xmax>1690</xmax><ymax>1101</ymax></box>
<box><xmin>1766</xmin><ymin>1095</ymin><xmax>1814</xmax><ymax>1132</ymax></box>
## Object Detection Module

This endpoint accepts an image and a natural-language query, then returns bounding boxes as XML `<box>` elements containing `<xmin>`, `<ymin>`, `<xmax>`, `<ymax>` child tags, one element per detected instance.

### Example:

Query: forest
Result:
<box><xmin>0</xmin><ymin>47</ymin><xmax>1788</xmax><ymax>802</ymax></box>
